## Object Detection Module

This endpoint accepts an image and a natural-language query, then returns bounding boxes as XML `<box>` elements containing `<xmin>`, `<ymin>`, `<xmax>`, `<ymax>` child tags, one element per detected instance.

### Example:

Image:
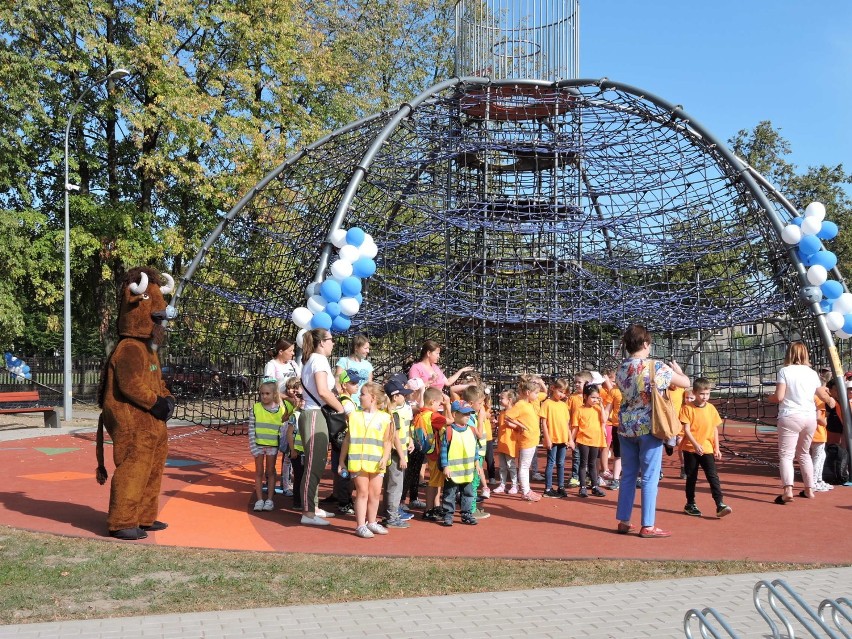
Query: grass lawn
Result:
<box><xmin>0</xmin><ymin>526</ymin><xmax>823</xmax><ymax>625</ymax></box>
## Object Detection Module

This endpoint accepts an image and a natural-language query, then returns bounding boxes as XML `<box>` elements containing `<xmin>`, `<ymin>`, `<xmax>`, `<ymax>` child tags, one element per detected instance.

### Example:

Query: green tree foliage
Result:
<box><xmin>0</xmin><ymin>0</ymin><xmax>454</xmax><ymax>356</ymax></box>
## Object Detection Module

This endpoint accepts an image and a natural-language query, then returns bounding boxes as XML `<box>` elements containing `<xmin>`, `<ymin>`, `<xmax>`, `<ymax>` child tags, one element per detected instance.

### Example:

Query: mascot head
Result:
<box><xmin>118</xmin><ymin>267</ymin><xmax>177</xmax><ymax>347</ymax></box>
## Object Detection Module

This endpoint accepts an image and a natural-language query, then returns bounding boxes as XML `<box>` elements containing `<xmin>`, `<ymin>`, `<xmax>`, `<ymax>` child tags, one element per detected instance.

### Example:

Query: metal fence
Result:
<box><xmin>1</xmin><ymin>356</ymin><xmax>103</xmax><ymax>404</ymax></box>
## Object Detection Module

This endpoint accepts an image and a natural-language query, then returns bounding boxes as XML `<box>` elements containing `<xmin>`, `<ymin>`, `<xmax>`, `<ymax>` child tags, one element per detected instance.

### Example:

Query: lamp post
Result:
<box><xmin>63</xmin><ymin>67</ymin><xmax>130</xmax><ymax>423</ymax></box>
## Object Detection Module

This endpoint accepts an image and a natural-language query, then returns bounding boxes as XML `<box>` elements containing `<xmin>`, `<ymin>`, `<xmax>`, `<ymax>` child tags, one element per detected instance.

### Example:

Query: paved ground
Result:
<box><xmin>0</xmin><ymin>567</ymin><xmax>849</xmax><ymax>638</ymax></box>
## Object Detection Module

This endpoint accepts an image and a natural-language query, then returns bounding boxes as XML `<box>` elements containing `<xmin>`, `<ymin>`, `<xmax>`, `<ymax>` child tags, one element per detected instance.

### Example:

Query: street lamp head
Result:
<box><xmin>108</xmin><ymin>68</ymin><xmax>131</xmax><ymax>80</ymax></box>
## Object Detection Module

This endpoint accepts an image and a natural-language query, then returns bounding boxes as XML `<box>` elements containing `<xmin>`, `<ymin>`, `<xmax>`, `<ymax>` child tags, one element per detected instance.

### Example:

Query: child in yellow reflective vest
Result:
<box><xmin>439</xmin><ymin>400</ymin><xmax>480</xmax><ymax>527</ymax></box>
<box><xmin>249</xmin><ymin>378</ymin><xmax>283</xmax><ymax>513</ymax></box>
<box><xmin>338</xmin><ymin>382</ymin><xmax>392</xmax><ymax>538</ymax></box>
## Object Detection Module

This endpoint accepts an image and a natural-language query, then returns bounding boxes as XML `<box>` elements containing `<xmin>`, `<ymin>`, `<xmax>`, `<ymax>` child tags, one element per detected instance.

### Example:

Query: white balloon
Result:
<box><xmin>296</xmin><ymin>328</ymin><xmax>307</xmax><ymax>348</ymax></box>
<box><xmin>330</xmin><ymin>259</ymin><xmax>353</xmax><ymax>280</ymax></box>
<box><xmin>801</xmin><ymin>216</ymin><xmax>822</xmax><ymax>236</ymax></box>
<box><xmin>805</xmin><ymin>202</ymin><xmax>826</xmax><ymax>221</ymax></box>
<box><xmin>825</xmin><ymin>311</ymin><xmax>845</xmax><ymax>332</ymax></box>
<box><xmin>339</xmin><ymin>296</ymin><xmax>361</xmax><ymax>317</ymax></box>
<box><xmin>306</xmin><ymin>294</ymin><xmax>327</xmax><ymax>314</ymax></box>
<box><xmin>339</xmin><ymin>244</ymin><xmax>360</xmax><ymax>264</ymax></box>
<box><xmin>780</xmin><ymin>224</ymin><xmax>802</xmax><ymax>245</ymax></box>
<box><xmin>329</xmin><ymin>229</ymin><xmax>348</xmax><ymax>248</ymax></box>
<box><xmin>836</xmin><ymin>329</ymin><xmax>851</xmax><ymax>339</ymax></box>
<box><xmin>359</xmin><ymin>237</ymin><xmax>378</xmax><ymax>259</ymax></box>
<box><xmin>291</xmin><ymin>306</ymin><xmax>313</xmax><ymax>329</ymax></box>
<box><xmin>833</xmin><ymin>293</ymin><xmax>852</xmax><ymax>315</ymax></box>
<box><xmin>807</xmin><ymin>264</ymin><xmax>828</xmax><ymax>285</ymax></box>
<box><xmin>305</xmin><ymin>282</ymin><xmax>320</xmax><ymax>298</ymax></box>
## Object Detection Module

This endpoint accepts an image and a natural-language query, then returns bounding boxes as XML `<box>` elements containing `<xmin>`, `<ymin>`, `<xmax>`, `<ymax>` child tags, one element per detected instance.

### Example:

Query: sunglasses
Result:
<box><xmin>322</xmin><ymin>337</ymin><xmax>334</xmax><ymax>342</ymax></box>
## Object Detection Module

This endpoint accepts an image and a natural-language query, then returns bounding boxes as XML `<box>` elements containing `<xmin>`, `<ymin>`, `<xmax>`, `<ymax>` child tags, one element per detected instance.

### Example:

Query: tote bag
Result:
<box><xmin>302</xmin><ymin>385</ymin><xmax>348</xmax><ymax>450</ymax></box>
<box><xmin>648</xmin><ymin>360</ymin><xmax>681</xmax><ymax>440</ymax></box>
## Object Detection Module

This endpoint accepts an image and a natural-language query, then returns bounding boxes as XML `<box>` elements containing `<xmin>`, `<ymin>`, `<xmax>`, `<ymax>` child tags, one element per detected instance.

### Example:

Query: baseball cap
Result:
<box><xmin>384</xmin><ymin>378</ymin><xmax>413</xmax><ymax>397</ymax></box>
<box><xmin>339</xmin><ymin>369</ymin><xmax>363</xmax><ymax>385</ymax></box>
<box><xmin>450</xmin><ymin>400</ymin><xmax>475</xmax><ymax>414</ymax></box>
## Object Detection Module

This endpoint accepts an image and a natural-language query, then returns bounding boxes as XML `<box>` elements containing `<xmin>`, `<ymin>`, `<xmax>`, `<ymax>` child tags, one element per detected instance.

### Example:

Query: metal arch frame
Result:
<box><xmin>172</xmin><ymin>75</ymin><xmax>852</xmax><ymax>452</ymax></box>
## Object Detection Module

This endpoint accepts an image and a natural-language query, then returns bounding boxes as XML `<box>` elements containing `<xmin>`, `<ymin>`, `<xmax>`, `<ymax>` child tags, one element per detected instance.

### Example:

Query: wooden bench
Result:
<box><xmin>0</xmin><ymin>390</ymin><xmax>59</xmax><ymax>428</ymax></box>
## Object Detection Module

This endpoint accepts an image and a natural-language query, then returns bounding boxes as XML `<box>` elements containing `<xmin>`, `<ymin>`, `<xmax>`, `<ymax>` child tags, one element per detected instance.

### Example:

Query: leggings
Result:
<box><xmin>403</xmin><ymin>448</ymin><xmax>426</xmax><ymax>503</ymax></box>
<box><xmin>498</xmin><ymin>452</ymin><xmax>518</xmax><ymax>487</ymax></box>
<box><xmin>578</xmin><ymin>444</ymin><xmax>600</xmax><ymax>489</ymax></box>
<box><xmin>811</xmin><ymin>442</ymin><xmax>826</xmax><ymax>484</ymax></box>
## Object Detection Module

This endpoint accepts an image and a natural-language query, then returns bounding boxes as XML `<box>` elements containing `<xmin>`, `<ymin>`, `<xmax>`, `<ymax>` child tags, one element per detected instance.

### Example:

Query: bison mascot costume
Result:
<box><xmin>96</xmin><ymin>266</ymin><xmax>177</xmax><ymax>540</ymax></box>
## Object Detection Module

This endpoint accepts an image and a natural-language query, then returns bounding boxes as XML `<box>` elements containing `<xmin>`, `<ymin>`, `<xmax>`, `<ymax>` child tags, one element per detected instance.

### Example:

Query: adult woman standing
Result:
<box><xmin>265</xmin><ymin>338</ymin><xmax>301</xmax><ymax>396</ymax></box>
<box><xmin>615</xmin><ymin>324</ymin><xmax>690</xmax><ymax>538</ymax></box>
<box><xmin>767</xmin><ymin>341</ymin><xmax>834</xmax><ymax>503</ymax></box>
<box><xmin>408</xmin><ymin>339</ymin><xmax>474</xmax><ymax>400</ymax></box>
<box><xmin>334</xmin><ymin>334</ymin><xmax>373</xmax><ymax>406</ymax></box>
<box><xmin>299</xmin><ymin>328</ymin><xmax>344</xmax><ymax>525</ymax></box>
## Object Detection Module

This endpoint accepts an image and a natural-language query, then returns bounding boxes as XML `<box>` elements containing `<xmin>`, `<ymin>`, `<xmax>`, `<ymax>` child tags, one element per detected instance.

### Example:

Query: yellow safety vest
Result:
<box><xmin>347</xmin><ymin>411</ymin><xmax>388</xmax><ymax>474</ymax></box>
<box><xmin>391</xmin><ymin>403</ymin><xmax>413</xmax><ymax>449</ymax></box>
<box><xmin>291</xmin><ymin>412</ymin><xmax>303</xmax><ymax>452</ymax></box>
<box><xmin>253</xmin><ymin>403</ymin><xmax>281</xmax><ymax>447</ymax></box>
<box><xmin>445</xmin><ymin>425</ymin><xmax>477</xmax><ymax>484</ymax></box>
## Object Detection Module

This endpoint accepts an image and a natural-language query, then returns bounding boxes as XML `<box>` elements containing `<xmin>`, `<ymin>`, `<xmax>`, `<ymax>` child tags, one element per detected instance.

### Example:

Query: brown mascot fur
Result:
<box><xmin>96</xmin><ymin>266</ymin><xmax>176</xmax><ymax>540</ymax></box>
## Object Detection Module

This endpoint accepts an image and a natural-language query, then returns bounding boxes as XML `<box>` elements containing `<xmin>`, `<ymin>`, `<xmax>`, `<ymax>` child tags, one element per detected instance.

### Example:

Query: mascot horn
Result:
<box><xmin>96</xmin><ymin>266</ymin><xmax>177</xmax><ymax>541</ymax></box>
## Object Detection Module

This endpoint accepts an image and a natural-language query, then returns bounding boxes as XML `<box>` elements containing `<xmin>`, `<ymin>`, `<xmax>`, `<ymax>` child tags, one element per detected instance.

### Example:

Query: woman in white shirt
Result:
<box><xmin>768</xmin><ymin>341</ymin><xmax>834</xmax><ymax>503</ymax></box>
<box><xmin>298</xmin><ymin>328</ymin><xmax>344</xmax><ymax>525</ymax></box>
<box><xmin>264</xmin><ymin>338</ymin><xmax>301</xmax><ymax>397</ymax></box>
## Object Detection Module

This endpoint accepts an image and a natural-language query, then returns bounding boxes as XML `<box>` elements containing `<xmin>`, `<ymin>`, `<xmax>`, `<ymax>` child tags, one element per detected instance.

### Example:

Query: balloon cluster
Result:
<box><xmin>4</xmin><ymin>352</ymin><xmax>32</xmax><ymax>380</ymax></box>
<box><xmin>291</xmin><ymin>227</ymin><xmax>378</xmax><ymax>346</ymax></box>
<box><xmin>780</xmin><ymin>202</ymin><xmax>850</xmax><ymax>337</ymax></box>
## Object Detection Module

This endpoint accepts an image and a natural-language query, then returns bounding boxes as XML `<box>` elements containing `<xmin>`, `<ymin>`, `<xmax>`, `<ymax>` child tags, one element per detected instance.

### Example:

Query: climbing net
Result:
<box><xmin>168</xmin><ymin>79</ymin><xmax>826</xmax><ymax>437</ymax></box>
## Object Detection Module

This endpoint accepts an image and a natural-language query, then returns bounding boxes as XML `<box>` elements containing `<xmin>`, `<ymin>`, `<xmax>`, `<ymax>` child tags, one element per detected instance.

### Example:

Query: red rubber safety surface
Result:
<box><xmin>1</xmin><ymin>425</ymin><xmax>849</xmax><ymax>563</ymax></box>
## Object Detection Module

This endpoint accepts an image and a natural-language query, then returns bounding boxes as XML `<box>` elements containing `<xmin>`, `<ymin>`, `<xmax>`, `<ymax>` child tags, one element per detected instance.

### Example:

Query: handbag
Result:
<box><xmin>301</xmin><ymin>384</ymin><xmax>348</xmax><ymax>450</ymax></box>
<box><xmin>647</xmin><ymin>360</ymin><xmax>682</xmax><ymax>440</ymax></box>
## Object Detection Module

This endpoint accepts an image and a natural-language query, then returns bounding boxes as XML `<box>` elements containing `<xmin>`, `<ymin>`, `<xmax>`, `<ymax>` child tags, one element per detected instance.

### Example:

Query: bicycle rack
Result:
<box><xmin>818</xmin><ymin>596</ymin><xmax>851</xmax><ymax>638</ymax></box>
<box><xmin>684</xmin><ymin>607</ymin><xmax>741</xmax><ymax>639</ymax></box>
<box><xmin>753</xmin><ymin>579</ymin><xmax>847</xmax><ymax>638</ymax></box>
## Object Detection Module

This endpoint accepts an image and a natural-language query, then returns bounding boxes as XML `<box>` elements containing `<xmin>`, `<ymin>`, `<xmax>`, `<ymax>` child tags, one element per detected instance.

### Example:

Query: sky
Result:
<box><xmin>579</xmin><ymin>0</ymin><xmax>852</xmax><ymax>175</ymax></box>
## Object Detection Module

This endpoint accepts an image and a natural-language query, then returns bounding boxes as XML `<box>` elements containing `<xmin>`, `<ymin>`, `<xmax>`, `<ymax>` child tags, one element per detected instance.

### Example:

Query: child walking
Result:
<box><xmin>540</xmin><ymin>379</ymin><xmax>574</xmax><ymax>497</ymax></box>
<box><xmin>440</xmin><ymin>401</ymin><xmax>480</xmax><ymax>526</ymax></box>
<box><xmin>504</xmin><ymin>378</ymin><xmax>542</xmax><ymax>502</ymax></box>
<box><xmin>249</xmin><ymin>378</ymin><xmax>284</xmax><ymax>512</ymax></box>
<box><xmin>571</xmin><ymin>383</ymin><xmax>610</xmax><ymax>498</ymax></box>
<box><xmin>679</xmin><ymin>378</ymin><xmax>732</xmax><ymax>518</ymax></box>
<box><xmin>338</xmin><ymin>382</ymin><xmax>392</xmax><ymax>538</ymax></box>
<box><xmin>493</xmin><ymin>389</ymin><xmax>519</xmax><ymax>494</ymax></box>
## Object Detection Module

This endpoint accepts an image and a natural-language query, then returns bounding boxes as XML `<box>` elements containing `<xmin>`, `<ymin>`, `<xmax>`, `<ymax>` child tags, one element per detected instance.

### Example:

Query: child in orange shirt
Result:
<box><xmin>504</xmin><ymin>378</ymin><xmax>542</xmax><ymax>501</ymax></box>
<box><xmin>571</xmin><ymin>383</ymin><xmax>610</xmax><ymax>498</ymax></box>
<box><xmin>493</xmin><ymin>389</ymin><xmax>519</xmax><ymax>494</ymax></box>
<box><xmin>599</xmin><ymin>369</ymin><xmax>621</xmax><ymax>484</ymax></box>
<box><xmin>679</xmin><ymin>378</ymin><xmax>731</xmax><ymax>518</ymax></box>
<box><xmin>566</xmin><ymin>370</ymin><xmax>593</xmax><ymax>487</ymax></box>
<box><xmin>540</xmin><ymin>379</ymin><xmax>574</xmax><ymax>497</ymax></box>
<box><xmin>812</xmin><ymin>389</ymin><xmax>834</xmax><ymax>492</ymax></box>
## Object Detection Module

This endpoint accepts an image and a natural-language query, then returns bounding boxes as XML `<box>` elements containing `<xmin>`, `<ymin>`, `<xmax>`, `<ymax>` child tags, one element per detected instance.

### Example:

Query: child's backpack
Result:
<box><xmin>822</xmin><ymin>443</ymin><xmax>850</xmax><ymax>485</ymax></box>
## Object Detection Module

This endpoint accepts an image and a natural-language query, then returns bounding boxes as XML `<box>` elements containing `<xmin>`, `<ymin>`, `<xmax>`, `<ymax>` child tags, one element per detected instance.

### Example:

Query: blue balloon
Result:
<box><xmin>325</xmin><ymin>302</ymin><xmax>341</xmax><ymax>319</ymax></box>
<box><xmin>319</xmin><ymin>279</ymin><xmax>342</xmax><ymax>303</ymax></box>
<box><xmin>21</xmin><ymin>364</ymin><xmax>30</xmax><ymax>374</ymax></box>
<box><xmin>812</xmin><ymin>251</ymin><xmax>838</xmax><ymax>270</ymax></box>
<box><xmin>791</xmin><ymin>217</ymin><xmax>804</xmax><ymax>227</ymax></box>
<box><xmin>352</xmin><ymin>257</ymin><xmax>376</xmax><ymax>278</ymax></box>
<box><xmin>355</xmin><ymin>293</ymin><xmax>363</xmax><ymax>304</ymax></box>
<box><xmin>345</xmin><ymin>227</ymin><xmax>366</xmax><ymax>247</ymax></box>
<box><xmin>341</xmin><ymin>276</ymin><xmax>362</xmax><ymax>298</ymax></box>
<box><xmin>821</xmin><ymin>280</ymin><xmax>844</xmax><ymax>300</ymax></box>
<box><xmin>310</xmin><ymin>311</ymin><xmax>333</xmax><ymax>330</ymax></box>
<box><xmin>802</xmin><ymin>252</ymin><xmax>819</xmax><ymax>267</ymax></box>
<box><xmin>820</xmin><ymin>299</ymin><xmax>834</xmax><ymax>313</ymax></box>
<box><xmin>818</xmin><ymin>221</ymin><xmax>839</xmax><ymax>240</ymax></box>
<box><xmin>331</xmin><ymin>314</ymin><xmax>352</xmax><ymax>332</ymax></box>
<box><xmin>842</xmin><ymin>314</ymin><xmax>852</xmax><ymax>335</ymax></box>
<box><xmin>24</xmin><ymin>373</ymin><xmax>32</xmax><ymax>380</ymax></box>
<box><xmin>798</xmin><ymin>234</ymin><xmax>822</xmax><ymax>256</ymax></box>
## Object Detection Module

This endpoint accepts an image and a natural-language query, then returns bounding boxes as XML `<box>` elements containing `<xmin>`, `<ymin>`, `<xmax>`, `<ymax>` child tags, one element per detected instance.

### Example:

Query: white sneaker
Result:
<box><xmin>300</xmin><ymin>514</ymin><xmax>330</xmax><ymax>526</ymax></box>
<box><xmin>314</xmin><ymin>508</ymin><xmax>336</xmax><ymax>518</ymax></box>
<box><xmin>253</xmin><ymin>499</ymin><xmax>265</xmax><ymax>512</ymax></box>
<box><xmin>366</xmin><ymin>521</ymin><xmax>388</xmax><ymax>535</ymax></box>
<box><xmin>356</xmin><ymin>524</ymin><xmax>374</xmax><ymax>538</ymax></box>
<box><xmin>263</xmin><ymin>499</ymin><xmax>274</xmax><ymax>511</ymax></box>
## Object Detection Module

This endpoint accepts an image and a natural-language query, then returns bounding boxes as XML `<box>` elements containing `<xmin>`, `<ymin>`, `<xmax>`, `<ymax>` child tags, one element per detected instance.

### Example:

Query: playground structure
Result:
<box><xmin>166</xmin><ymin>0</ymin><xmax>852</xmax><ymax>451</ymax></box>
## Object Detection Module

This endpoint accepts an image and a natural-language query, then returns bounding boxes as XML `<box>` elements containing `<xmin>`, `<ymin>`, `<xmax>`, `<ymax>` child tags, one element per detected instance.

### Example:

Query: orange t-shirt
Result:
<box><xmin>573</xmin><ymin>404</ymin><xmax>607</xmax><ymax>448</ymax></box>
<box><xmin>600</xmin><ymin>386</ymin><xmax>622</xmax><ymax>426</ymax></box>
<box><xmin>679</xmin><ymin>402</ymin><xmax>720</xmax><ymax>454</ymax></box>
<box><xmin>567</xmin><ymin>392</ymin><xmax>583</xmax><ymax>424</ymax></box>
<box><xmin>496</xmin><ymin>411</ymin><xmax>519</xmax><ymax>457</ymax></box>
<box><xmin>814</xmin><ymin>396</ymin><xmax>828</xmax><ymax>443</ymax></box>
<box><xmin>505</xmin><ymin>399</ymin><xmax>540</xmax><ymax>449</ymax></box>
<box><xmin>539</xmin><ymin>398</ymin><xmax>571</xmax><ymax>444</ymax></box>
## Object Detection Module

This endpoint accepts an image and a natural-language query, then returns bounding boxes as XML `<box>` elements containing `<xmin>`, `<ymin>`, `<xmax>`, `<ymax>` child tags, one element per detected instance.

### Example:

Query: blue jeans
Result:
<box><xmin>571</xmin><ymin>446</ymin><xmax>581</xmax><ymax>479</ymax></box>
<box><xmin>615</xmin><ymin>432</ymin><xmax>663</xmax><ymax>527</ymax></box>
<box><xmin>545</xmin><ymin>444</ymin><xmax>568</xmax><ymax>490</ymax></box>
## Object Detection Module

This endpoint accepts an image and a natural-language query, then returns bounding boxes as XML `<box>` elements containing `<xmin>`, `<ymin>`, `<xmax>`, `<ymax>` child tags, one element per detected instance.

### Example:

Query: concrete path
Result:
<box><xmin>1</xmin><ymin>567</ymin><xmax>849</xmax><ymax>638</ymax></box>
